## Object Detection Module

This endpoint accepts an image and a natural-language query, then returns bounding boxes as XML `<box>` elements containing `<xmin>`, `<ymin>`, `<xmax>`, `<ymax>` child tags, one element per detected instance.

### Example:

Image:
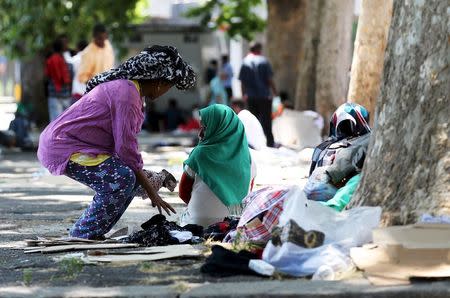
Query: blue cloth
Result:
<box><xmin>47</xmin><ymin>96</ymin><xmax>72</xmax><ymax>121</ymax></box>
<box><xmin>65</xmin><ymin>156</ymin><xmax>137</xmax><ymax>239</ymax></box>
<box><xmin>222</xmin><ymin>63</ymin><xmax>233</xmax><ymax>88</ymax></box>
<box><xmin>209</xmin><ymin>76</ymin><xmax>228</xmax><ymax>105</ymax></box>
<box><xmin>238</xmin><ymin>54</ymin><xmax>273</xmax><ymax>99</ymax></box>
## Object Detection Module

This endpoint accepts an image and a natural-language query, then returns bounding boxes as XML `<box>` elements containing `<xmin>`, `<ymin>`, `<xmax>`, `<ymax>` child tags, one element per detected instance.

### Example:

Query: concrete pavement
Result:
<box><xmin>1</xmin><ymin>132</ymin><xmax>449</xmax><ymax>297</ymax></box>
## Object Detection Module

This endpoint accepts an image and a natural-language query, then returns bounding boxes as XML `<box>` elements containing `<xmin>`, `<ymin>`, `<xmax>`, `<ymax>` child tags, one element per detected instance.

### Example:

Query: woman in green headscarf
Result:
<box><xmin>178</xmin><ymin>104</ymin><xmax>256</xmax><ymax>227</ymax></box>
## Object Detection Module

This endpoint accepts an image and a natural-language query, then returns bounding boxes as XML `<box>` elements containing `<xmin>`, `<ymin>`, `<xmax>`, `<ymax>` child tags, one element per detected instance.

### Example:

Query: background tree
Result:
<box><xmin>186</xmin><ymin>0</ymin><xmax>266</xmax><ymax>41</ymax></box>
<box><xmin>351</xmin><ymin>0</ymin><xmax>450</xmax><ymax>224</ymax></box>
<box><xmin>347</xmin><ymin>0</ymin><xmax>393</xmax><ymax>124</ymax></box>
<box><xmin>189</xmin><ymin>0</ymin><xmax>354</xmax><ymax>134</ymax></box>
<box><xmin>0</xmin><ymin>0</ymin><xmax>142</xmax><ymax>125</ymax></box>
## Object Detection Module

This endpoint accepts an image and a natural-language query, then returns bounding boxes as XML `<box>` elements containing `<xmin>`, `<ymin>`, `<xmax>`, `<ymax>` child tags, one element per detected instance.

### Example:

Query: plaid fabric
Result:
<box><xmin>236</xmin><ymin>186</ymin><xmax>290</xmax><ymax>243</ymax></box>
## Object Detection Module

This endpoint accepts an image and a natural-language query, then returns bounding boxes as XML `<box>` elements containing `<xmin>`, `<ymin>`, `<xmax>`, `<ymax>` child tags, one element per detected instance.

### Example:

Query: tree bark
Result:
<box><xmin>266</xmin><ymin>0</ymin><xmax>306</xmax><ymax>103</ymax></box>
<box><xmin>294</xmin><ymin>0</ymin><xmax>325</xmax><ymax>111</ymax></box>
<box><xmin>351</xmin><ymin>0</ymin><xmax>450</xmax><ymax>225</ymax></box>
<box><xmin>347</xmin><ymin>0</ymin><xmax>393</xmax><ymax>124</ymax></box>
<box><xmin>21</xmin><ymin>54</ymin><xmax>48</xmax><ymax>126</ymax></box>
<box><xmin>315</xmin><ymin>0</ymin><xmax>353</xmax><ymax>135</ymax></box>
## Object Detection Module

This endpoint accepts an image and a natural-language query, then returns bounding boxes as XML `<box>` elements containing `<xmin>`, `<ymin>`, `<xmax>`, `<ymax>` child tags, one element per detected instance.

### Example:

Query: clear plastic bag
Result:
<box><xmin>262</xmin><ymin>186</ymin><xmax>381</xmax><ymax>277</ymax></box>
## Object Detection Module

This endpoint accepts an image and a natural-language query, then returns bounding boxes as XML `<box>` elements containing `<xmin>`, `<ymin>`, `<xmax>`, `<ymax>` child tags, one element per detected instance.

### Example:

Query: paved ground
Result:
<box><xmin>1</xmin><ymin>100</ymin><xmax>448</xmax><ymax>296</ymax></box>
<box><xmin>0</xmin><ymin>132</ymin><xmax>314</xmax><ymax>291</ymax></box>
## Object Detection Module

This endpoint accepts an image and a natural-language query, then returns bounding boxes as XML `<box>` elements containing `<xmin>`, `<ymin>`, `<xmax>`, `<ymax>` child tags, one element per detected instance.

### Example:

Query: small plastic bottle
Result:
<box><xmin>312</xmin><ymin>265</ymin><xmax>335</xmax><ymax>280</ymax></box>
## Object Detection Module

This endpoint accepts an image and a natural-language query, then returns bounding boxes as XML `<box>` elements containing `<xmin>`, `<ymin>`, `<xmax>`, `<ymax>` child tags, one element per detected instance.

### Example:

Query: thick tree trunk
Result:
<box><xmin>315</xmin><ymin>0</ymin><xmax>353</xmax><ymax>135</ymax></box>
<box><xmin>347</xmin><ymin>0</ymin><xmax>393</xmax><ymax>124</ymax></box>
<box><xmin>266</xmin><ymin>0</ymin><xmax>306</xmax><ymax>103</ymax></box>
<box><xmin>351</xmin><ymin>0</ymin><xmax>450</xmax><ymax>225</ymax></box>
<box><xmin>294</xmin><ymin>0</ymin><xmax>325</xmax><ymax>111</ymax></box>
<box><xmin>21</xmin><ymin>54</ymin><xmax>48</xmax><ymax>126</ymax></box>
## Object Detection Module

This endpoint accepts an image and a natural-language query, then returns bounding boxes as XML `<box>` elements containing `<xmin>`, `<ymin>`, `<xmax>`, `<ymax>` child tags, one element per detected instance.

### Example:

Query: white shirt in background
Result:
<box><xmin>238</xmin><ymin>109</ymin><xmax>267</xmax><ymax>150</ymax></box>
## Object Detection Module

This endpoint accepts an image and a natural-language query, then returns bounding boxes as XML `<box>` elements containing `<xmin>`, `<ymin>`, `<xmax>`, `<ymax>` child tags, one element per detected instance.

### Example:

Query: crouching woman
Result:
<box><xmin>37</xmin><ymin>46</ymin><xmax>196</xmax><ymax>239</ymax></box>
<box><xmin>178</xmin><ymin>104</ymin><xmax>256</xmax><ymax>227</ymax></box>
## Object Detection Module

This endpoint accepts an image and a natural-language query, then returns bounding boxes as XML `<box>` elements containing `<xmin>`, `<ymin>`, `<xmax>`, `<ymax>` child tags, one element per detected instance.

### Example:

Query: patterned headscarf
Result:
<box><xmin>85</xmin><ymin>45</ymin><xmax>196</xmax><ymax>93</ymax></box>
<box><xmin>329</xmin><ymin>103</ymin><xmax>371</xmax><ymax>139</ymax></box>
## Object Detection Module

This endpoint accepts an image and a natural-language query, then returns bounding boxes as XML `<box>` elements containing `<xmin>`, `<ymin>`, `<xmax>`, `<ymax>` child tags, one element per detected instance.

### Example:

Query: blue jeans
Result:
<box><xmin>48</xmin><ymin>96</ymin><xmax>71</xmax><ymax>121</ymax></box>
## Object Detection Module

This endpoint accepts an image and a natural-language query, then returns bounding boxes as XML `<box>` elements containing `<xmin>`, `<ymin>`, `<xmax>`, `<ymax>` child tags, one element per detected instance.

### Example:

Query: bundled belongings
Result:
<box><xmin>305</xmin><ymin>103</ymin><xmax>371</xmax><ymax>208</ymax></box>
<box><xmin>123</xmin><ymin>214</ymin><xmax>203</xmax><ymax>246</ymax></box>
<box><xmin>225</xmin><ymin>186</ymin><xmax>291</xmax><ymax>244</ymax></box>
<box><xmin>262</xmin><ymin>186</ymin><xmax>381</xmax><ymax>278</ymax></box>
<box><xmin>203</xmin><ymin>217</ymin><xmax>240</xmax><ymax>241</ymax></box>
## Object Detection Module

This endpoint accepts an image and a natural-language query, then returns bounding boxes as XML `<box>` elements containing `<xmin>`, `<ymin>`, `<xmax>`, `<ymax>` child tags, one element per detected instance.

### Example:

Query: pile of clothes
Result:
<box><xmin>199</xmin><ymin>103</ymin><xmax>381</xmax><ymax>279</ymax></box>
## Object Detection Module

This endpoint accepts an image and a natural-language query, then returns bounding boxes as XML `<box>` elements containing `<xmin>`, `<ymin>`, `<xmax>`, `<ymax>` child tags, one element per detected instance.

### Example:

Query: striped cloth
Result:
<box><xmin>235</xmin><ymin>186</ymin><xmax>290</xmax><ymax>243</ymax></box>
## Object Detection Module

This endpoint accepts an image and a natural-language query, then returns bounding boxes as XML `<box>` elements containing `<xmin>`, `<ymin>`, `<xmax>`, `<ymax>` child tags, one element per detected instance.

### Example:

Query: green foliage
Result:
<box><xmin>0</xmin><ymin>0</ymin><xmax>143</xmax><ymax>58</ymax></box>
<box><xmin>58</xmin><ymin>257</ymin><xmax>84</xmax><ymax>279</ymax></box>
<box><xmin>186</xmin><ymin>0</ymin><xmax>266</xmax><ymax>41</ymax></box>
<box><xmin>22</xmin><ymin>268</ymin><xmax>32</xmax><ymax>286</ymax></box>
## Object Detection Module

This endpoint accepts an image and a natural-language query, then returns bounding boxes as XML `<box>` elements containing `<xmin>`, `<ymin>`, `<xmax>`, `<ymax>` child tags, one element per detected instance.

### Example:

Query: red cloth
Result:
<box><xmin>179</xmin><ymin>172</ymin><xmax>194</xmax><ymax>204</ymax></box>
<box><xmin>178</xmin><ymin>118</ymin><xmax>201</xmax><ymax>132</ymax></box>
<box><xmin>45</xmin><ymin>53</ymin><xmax>71</xmax><ymax>92</ymax></box>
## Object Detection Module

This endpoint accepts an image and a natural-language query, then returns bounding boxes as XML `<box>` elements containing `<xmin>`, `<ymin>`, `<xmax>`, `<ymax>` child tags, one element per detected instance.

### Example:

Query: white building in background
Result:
<box><xmin>126</xmin><ymin>0</ymin><xmax>266</xmax><ymax>111</ymax></box>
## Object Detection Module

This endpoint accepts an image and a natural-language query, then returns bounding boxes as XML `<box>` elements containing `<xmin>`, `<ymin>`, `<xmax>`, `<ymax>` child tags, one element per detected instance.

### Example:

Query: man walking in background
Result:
<box><xmin>77</xmin><ymin>24</ymin><xmax>115</xmax><ymax>84</ymax></box>
<box><xmin>239</xmin><ymin>42</ymin><xmax>277</xmax><ymax>147</ymax></box>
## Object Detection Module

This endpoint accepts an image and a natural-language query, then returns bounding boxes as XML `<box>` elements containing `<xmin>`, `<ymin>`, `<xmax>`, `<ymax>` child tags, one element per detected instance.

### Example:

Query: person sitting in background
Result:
<box><xmin>179</xmin><ymin>104</ymin><xmax>256</xmax><ymax>227</ymax></box>
<box><xmin>45</xmin><ymin>37</ymin><xmax>72</xmax><ymax>121</ymax></box>
<box><xmin>77</xmin><ymin>24</ymin><xmax>115</xmax><ymax>84</ymax></box>
<box><xmin>143</xmin><ymin>100</ymin><xmax>163</xmax><ymax>132</ymax></box>
<box><xmin>166</xmin><ymin>98</ymin><xmax>184</xmax><ymax>131</ymax></box>
<box><xmin>231</xmin><ymin>100</ymin><xmax>266</xmax><ymax>151</ymax></box>
<box><xmin>304</xmin><ymin>103</ymin><xmax>371</xmax><ymax>210</ymax></box>
<box><xmin>209</xmin><ymin>71</ymin><xmax>229</xmax><ymax>106</ymax></box>
<box><xmin>177</xmin><ymin>104</ymin><xmax>201</xmax><ymax>133</ymax></box>
<box><xmin>272</xmin><ymin>91</ymin><xmax>292</xmax><ymax>119</ymax></box>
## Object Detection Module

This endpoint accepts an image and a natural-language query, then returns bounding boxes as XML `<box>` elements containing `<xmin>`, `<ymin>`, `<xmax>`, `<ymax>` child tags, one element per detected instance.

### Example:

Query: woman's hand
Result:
<box><xmin>135</xmin><ymin>169</ymin><xmax>176</xmax><ymax>216</ymax></box>
<box><xmin>146</xmin><ymin>189</ymin><xmax>176</xmax><ymax>216</ymax></box>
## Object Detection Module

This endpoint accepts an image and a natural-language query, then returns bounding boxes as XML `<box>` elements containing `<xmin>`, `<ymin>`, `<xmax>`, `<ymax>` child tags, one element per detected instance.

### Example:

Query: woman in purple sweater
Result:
<box><xmin>38</xmin><ymin>45</ymin><xmax>196</xmax><ymax>239</ymax></box>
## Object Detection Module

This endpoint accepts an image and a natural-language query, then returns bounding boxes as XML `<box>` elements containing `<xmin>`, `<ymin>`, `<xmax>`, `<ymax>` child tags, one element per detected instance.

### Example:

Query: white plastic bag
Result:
<box><xmin>262</xmin><ymin>186</ymin><xmax>381</xmax><ymax>277</ymax></box>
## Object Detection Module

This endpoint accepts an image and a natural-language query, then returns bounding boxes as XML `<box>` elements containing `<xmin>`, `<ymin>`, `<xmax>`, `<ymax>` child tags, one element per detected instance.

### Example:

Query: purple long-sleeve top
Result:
<box><xmin>37</xmin><ymin>80</ymin><xmax>144</xmax><ymax>175</ymax></box>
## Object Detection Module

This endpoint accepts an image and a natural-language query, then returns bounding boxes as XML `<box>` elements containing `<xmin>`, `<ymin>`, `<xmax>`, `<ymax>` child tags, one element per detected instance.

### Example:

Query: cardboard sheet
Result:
<box><xmin>85</xmin><ymin>244</ymin><xmax>202</xmax><ymax>263</ymax></box>
<box><xmin>351</xmin><ymin>244</ymin><xmax>450</xmax><ymax>286</ymax></box>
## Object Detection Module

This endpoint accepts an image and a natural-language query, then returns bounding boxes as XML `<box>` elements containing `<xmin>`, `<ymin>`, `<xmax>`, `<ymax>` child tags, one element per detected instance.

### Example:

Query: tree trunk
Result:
<box><xmin>315</xmin><ymin>0</ymin><xmax>353</xmax><ymax>135</ymax></box>
<box><xmin>21</xmin><ymin>54</ymin><xmax>48</xmax><ymax>127</ymax></box>
<box><xmin>351</xmin><ymin>0</ymin><xmax>450</xmax><ymax>225</ymax></box>
<box><xmin>347</xmin><ymin>0</ymin><xmax>393</xmax><ymax>124</ymax></box>
<box><xmin>294</xmin><ymin>0</ymin><xmax>325</xmax><ymax>111</ymax></box>
<box><xmin>266</xmin><ymin>0</ymin><xmax>306</xmax><ymax>103</ymax></box>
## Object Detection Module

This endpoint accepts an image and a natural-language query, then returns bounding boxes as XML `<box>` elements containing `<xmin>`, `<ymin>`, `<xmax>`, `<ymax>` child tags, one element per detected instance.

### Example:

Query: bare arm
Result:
<box><xmin>135</xmin><ymin>169</ymin><xmax>176</xmax><ymax>215</ymax></box>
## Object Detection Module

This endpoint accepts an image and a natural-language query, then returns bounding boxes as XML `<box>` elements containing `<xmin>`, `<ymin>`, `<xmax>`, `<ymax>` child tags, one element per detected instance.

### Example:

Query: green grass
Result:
<box><xmin>58</xmin><ymin>257</ymin><xmax>84</xmax><ymax>279</ymax></box>
<box><xmin>23</xmin><ymin>269</ymin><xmax>32</xmax><ymax>286</ymax></box>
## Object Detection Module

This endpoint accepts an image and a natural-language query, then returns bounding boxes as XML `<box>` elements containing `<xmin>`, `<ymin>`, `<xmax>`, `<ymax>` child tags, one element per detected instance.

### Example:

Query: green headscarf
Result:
<box><xmin>184</xmin><ymin>104</ymin><xmax>251</xmax><ymax>207</ymax></box>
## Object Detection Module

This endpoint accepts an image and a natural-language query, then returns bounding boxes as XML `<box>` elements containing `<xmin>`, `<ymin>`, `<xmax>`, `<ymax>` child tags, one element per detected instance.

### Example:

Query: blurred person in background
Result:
<box><xmin>71</xmin><ymin>39</ymin><xmax>89</xmax><ymax>101</ymax></box>
<box><xmin>221</xmin><ymin>54</ymin><xmax>233</xmax><ymax>99</ymax></box>
<box><xmin>239</xmin><ymin>42</ymin><xmax>277</xmax><ymax>147</ymax></box>
<box><xmin>45</xmin><ymin>37</ymin><xmax>72</xmax><ymax>121</ymax></box>
<box><xmin>77</xmin><ymin>24</ymin><xmax>115</xmax><ymax>84</ymax></box>
<box><xmin>208</xmin><ymin>71</ymin><xmax>228</xmax><ymax>106</ymax></box>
